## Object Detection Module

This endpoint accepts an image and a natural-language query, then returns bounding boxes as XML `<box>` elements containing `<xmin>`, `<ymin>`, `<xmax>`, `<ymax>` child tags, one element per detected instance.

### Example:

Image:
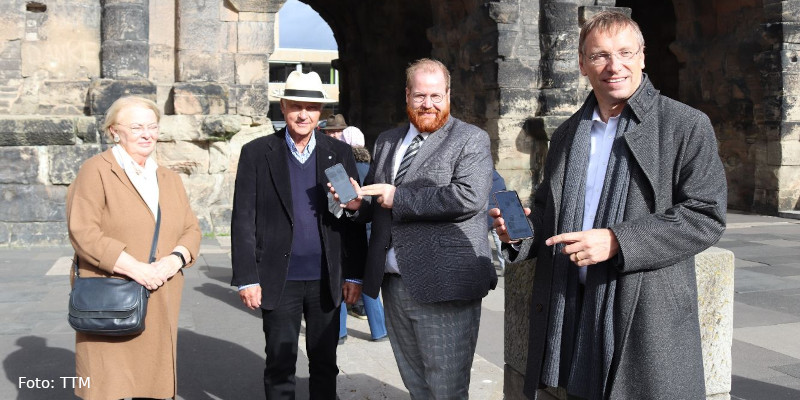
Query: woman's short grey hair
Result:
<box><xmin>102</xmin><ymin>96</ymin><xmax>161</xmax><ymax>140</ymax></box>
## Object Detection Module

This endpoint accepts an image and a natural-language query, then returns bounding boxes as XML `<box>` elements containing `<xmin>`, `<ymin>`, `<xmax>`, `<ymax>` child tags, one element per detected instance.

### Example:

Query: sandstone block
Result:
<box><xmin>149</xmin><ymin>44</ymin><xmax>176</xmax><ymax>84</ymax></box>
<box><xmin>101</xmin><ymin>41</ymin><xmax>150</xmax><ymax>79</ymax></box>
<box><xmin>209</xmin><ymin>142</ymin><xmax>230</xmax><ymax>174</ymax></box>
<box><xmin>172</xmin><ymin>83</ymin><xmax>230</xmax><ymax>115</ymax></box>
<box><xmin>210</xmin><ymin>205</ymin><xmax>232</xmax><ymax>235</ymax></box>
<box><xmin>235</xmin><ymin>54</ymin><xmax>269</xmax><ymax>85</ymax></box>
<box><xmin>158</xmin><ymin>115</ymin><xmax>204</xmax><ymax>142</ymax></box>
<box><xmin>0</xmin><ymin>184</ymin><xmax>67</xmax><ymax>222</ymax></box>
<box><xmin>227</xmin><ymin>0</ymin><xmax>270</xmax><ymax>13</ymax></box>
<box><xmin>239</xmin><ymin>12</ymin><xmax>270</xmax><ymax>22</ymax></box>
<box><xmin>695</xmin><ymin>248</ymin><xmax>735</xmax><ymax>397</ymax></box>
<box><xmin>0</xmin><ymin>117</ymin><xmax>76</xmax><ymax>146</ymax></box>
<box><xmin>232</xmin><ymin>85</ymin><xmax>270</xmax><ymax>116</ymax></box>
<box><xmin>237</xmin><ymin>21</ymin><xmax>272</xmax><ymax>53</ymax></box>
<box><xmin>0</xmin><ymin>222</ymin><xmax>8</xmax><ymax>245</ymax></box>
<box><xmin>488</xmin><ymin>3</ymin><xmax>519</xmax><ymax>24</ymax></box>
<box><xmin>38</xmin><ymin>80</ymin><xmax>91</xmax><ymax>115</ymax></box>
<box><xmin>88</xmin><ymin>79</ymin><xmax>157</xmax><ymax>116</ymax></box>
<box><xmin>20</xmin><ymin>10</ymin><xmax>101</xmax><ymax>80</ymax></box>
<box><xmin>0</xmin><ymin>147</ymin><xmax>39</xmax><ymax>184</ymax></box>
<box><xmin>101</xmin><ymin>3</ymin><xmax>148</xmax><ymax>42</ymax></box>
<box><xmin>497</xmin><ymin>59</ymin><xmax>538</xmax><ymax>90</ymax></box>
<box><xmin>8</xmin><ymin>221</ymin><xmax>70</xmax><ymax>246</ymax></box>
<box><xmin>155</xmin><ymin>141</ymin><xmax>209</xmax><ymax>175</ymax></box>
<box><xmin>49</xmin><ymin>145</ymin><xmax>103</xmax><ymax>185</ymax></box>
<box><xmin>203</xmin><ymin>115</ymin><xmax>242</xmax><ymax>141</ymax></box>
<box><xmin>176</xmin><ymin>50</ymin><xmax>235</xmax><ymax>84</ymax></box>
<box><xmin>767</xmin><ymin>140</ymin><xmax>800</xmax><ymax>166</ymax></box>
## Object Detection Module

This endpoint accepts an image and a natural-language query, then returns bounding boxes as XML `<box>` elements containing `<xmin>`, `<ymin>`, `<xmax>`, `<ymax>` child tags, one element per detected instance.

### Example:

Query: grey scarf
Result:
<box><xmin>540</xmin><ymin>95</ymin><xmax>632</xmax><ymax>400</ymax></box>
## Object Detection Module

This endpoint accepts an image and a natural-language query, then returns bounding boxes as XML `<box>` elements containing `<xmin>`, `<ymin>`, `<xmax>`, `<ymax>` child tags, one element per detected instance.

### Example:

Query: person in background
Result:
<box><xmin>491</xmin><ymin>11</ymin><xmax>726</xmax><ymax>399</ymax></box>
<box><xmin>323</xmin><ymin>114</ymin><xmax>389</xmax><ymax>344</ymax></box>
<box><xmin>231</xmin><ymin>71</ymin><xmax>366</xmax><ymax>399</ymax></box>
<box><xmin>488</xmin><ymin>169</ymin><xmax>507</xmax><ymax>276</ymax></box>
<box><xmin>321</xmin><ymin>113</ymin><xmax>347</xmax><ymax>141</ymax></box>
<box><xmin>67</xmin><ymin>95</ymin><xmax>201</xmax><ymax>400</ymax></box>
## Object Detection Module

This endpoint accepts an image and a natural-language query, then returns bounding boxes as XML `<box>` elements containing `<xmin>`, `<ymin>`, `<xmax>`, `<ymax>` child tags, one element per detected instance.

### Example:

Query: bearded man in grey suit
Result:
<box><xmin>492</xmin><ymin>11</ymin><xmax>726</xmax><ymax>400</ymax></box>
<box><xmin>332</xmin><ymin>58</ymin><xmax>497</xmax><ymax>398</ymax></box>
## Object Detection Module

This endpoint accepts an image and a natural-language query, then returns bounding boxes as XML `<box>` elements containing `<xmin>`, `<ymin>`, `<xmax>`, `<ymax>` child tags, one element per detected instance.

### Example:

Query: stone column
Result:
<box><xmin>91</xmin><ymin>0</ymin><xmax>155</xmax><ymax>117</ymax></box>
<box><xmin>100</xmin><ymin>0</ymin><xmax>149</xmax><ymax>79</ymax></box>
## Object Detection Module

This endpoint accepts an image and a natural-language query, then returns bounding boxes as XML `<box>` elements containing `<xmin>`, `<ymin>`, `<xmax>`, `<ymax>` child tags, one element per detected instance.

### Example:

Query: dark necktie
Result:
<box><xmin>394</xmin><ymin>134</ymin><xmax>424</xmax><ymax>186</ymax></box>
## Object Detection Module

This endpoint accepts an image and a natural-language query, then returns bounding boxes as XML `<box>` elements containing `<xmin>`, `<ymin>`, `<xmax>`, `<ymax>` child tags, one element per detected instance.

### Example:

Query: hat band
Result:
<box><xmin>283</xmin><ymin>89</ymin><xmax>326</xmax><ymax>99</ymax></box>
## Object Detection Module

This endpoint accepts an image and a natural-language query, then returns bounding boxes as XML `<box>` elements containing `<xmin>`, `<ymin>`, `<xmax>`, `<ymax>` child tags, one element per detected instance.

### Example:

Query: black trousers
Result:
<box><xmin>261</xmin><ymin>280</ymin><xmax>340</xmax><ymax>400</ymax></box>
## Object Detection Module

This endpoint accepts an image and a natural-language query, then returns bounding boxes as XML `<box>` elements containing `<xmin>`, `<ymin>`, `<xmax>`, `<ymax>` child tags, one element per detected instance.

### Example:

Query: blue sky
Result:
<box><xmin>278</xmin><ymin>0</ymin><xmax>338</xmax><ymax>50</ymax></box>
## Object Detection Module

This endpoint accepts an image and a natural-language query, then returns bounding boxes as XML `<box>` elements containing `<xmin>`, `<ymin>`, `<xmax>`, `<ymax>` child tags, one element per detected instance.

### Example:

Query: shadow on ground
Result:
<box><xmin>3</xmin><ymin>336</ymin><xmax>78</xmax><ymax>400</ymax></box>
<box><xmin>732</xmin><ymin>375</ymin><xmax>800</xmax><ymax>400</ymax></box>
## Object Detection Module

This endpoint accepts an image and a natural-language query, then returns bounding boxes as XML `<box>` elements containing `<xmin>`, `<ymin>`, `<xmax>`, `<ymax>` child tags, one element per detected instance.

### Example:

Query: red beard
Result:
<box><xmin>407</xmin><ymin>102</ymin><xmax>450</xmax><ymax>133</ymax></box>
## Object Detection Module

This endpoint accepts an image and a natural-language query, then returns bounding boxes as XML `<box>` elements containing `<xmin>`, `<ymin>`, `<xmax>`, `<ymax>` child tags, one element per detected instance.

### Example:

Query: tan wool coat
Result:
<box><xmin>67</xmin><ymin>149</ymin><xmax>201</xmax><ymax>400</ymax></box>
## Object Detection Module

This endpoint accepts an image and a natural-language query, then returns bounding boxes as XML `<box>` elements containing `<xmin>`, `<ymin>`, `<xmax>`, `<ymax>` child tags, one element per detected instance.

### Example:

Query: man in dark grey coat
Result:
<box><xmin>491</xmin><ymin>11</ymin><xmax>727</xmax><ymax>400</ymax></box>
<box><xmin>334</xmin><ymin>58</ymin><xmax>497</xmax><ymax>398</ymax></box>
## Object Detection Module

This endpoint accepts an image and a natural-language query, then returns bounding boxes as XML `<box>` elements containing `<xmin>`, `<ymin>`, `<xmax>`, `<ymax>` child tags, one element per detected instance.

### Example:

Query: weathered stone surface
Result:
<box><xmin>504</xmin><ymin>258</ymin><xmax>535</xmax><ymax>374</ymax></box>
<box><xmin>101</xmin><ymin>41</ymin><xmax>150</xmax><ymax>79</ymax></box>
<box><xmin>49</xmin><ymin>145</ymin><xmax>103</xmax><ymax>185</ymax></box>
<box><xmin>8</xmin><ymin>222</ymin><xmax>70</xmax><ymax>246</ymax></box>
<box><xmin>0</xmin><ymin>184</ymin><xmax>67</xmax><ymax>222</ymax></box>
<box><xmin>237</xmin><ymin>21</ymin><xmax>272</xmax><ymax>53</ymax></box>
<box><xmin>176</xmin><ymin>50</ymin><xmax>235</xmax><ymax>83</ymax></box>
<box><xmin>233</xmin><ymin>85</ymin><xmax>270</xmax><ymax>116</ymax></box>
<box><xmin>76</xmin><ymin>116</ymin><xmax>100</xmax><ymax>143</ymax></box>
<box><xmin>158</xmin><ymin>115</ymin><xmax>204</xmax><ymax>142</ymax></box>
<box><xmin>155</xmin><ymin>141</ymin><xmax>210</xmax><ymax>175</ymax></box>
<box><xmin>88</xmin><ymin>79</ymin><xmax>157</xmax><ymax>116</ymax></box>
<box><xmin>235</xmin><ymin>54</ymin><xmax>269</xmax><ymax>85</ymax></box>
<box><xmin>228</xmin><ymin>0</ymin><xmax>270</xmax><ymax>13</ymax></box>
<box><xmin>203</xmin><ymin>115</ymin><xmax>242</xmax><ymax>141</ymax></box>
<box><xmin>209</xmin><ymin>142</ymin><xmax>230</xmax><ymax>174</ymax></box>
<box><xmin>696</xmin><ymin>248</ymin><xmax>735</xmax><ymax>397</ymax></box>
<box><xmin>0</xmin><ymin>222</ymin><xmax>8</xmax><ymax>245</ymax></box>
<box><xmin>0</xmin><ymin>147</ymin><xmax>39</xmax><ymax>184</ymax></box>
<box><xmin>0</xmin><ymin>117</ymin><xmax>76</xmax><ymax>146</ymax></box>
<box><xmin>768</xmin><ymin>140</ymin><xmax>800</xmax><ymax>166</ymax></box>
<box><xmin>20</xmin><ymin>7</ymin><xmax>101</xmax><ymax>80</ymax></box>
<box><xmin>38</xmin><ymin>80</ymin><xmax>91</xmax><ymax>115</ymax></box>
<box><xmin>173</xmin><ymin>83</ymin><xmax>230</xmax><ymax>115</ymax></box>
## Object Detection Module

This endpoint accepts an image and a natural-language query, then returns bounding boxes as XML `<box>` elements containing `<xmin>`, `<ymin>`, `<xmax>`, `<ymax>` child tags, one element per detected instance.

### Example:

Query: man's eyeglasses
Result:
<box><xmin>584</xmin><ymin>49</ymin><xmax>641</xmax><ymax>66</ymax></box>
<box><xmin>411</xmin><ymin>93</ymin><xmax>445</xmax><ymax>105</ymax></box>
<box><xmin>116</xmin><ymin>123</ymin><xmax>159</xmax><ymax>136</ymax></box>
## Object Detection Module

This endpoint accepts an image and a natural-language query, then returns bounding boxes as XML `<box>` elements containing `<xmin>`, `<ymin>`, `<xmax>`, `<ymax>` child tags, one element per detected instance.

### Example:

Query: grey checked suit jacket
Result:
<box><xmin>357</xmin><ymin>117</ymin><xmax>497</xmax><ymax>303</ymax></box>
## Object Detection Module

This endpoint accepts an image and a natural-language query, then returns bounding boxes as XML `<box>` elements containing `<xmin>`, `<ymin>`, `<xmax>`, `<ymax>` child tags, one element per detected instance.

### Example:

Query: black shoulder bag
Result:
<box><xmin>68</xmin><ymin>208</ymin><xmax>160</xmax><ymax>336</ymax></box>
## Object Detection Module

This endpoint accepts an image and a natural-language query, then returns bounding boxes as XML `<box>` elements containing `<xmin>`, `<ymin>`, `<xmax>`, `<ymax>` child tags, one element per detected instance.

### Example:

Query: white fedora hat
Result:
<box><xmin>279</xmin><ymin>71</ymin><xmax>336</xmax><ymax>103</ymax></box>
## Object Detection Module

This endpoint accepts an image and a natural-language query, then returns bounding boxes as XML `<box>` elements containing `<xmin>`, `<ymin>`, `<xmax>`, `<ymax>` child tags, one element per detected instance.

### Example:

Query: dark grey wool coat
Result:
<box><xmin>510</xmin><ymin>76</ymin><xmax>727</xmax><ymax>400</ymax></box>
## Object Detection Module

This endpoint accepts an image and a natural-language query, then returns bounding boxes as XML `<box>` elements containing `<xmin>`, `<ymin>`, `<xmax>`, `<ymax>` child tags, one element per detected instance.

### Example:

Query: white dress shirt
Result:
<box><xmin>579</xmin><ymin>107</ymin><xmax>619</xmax><ymax>283</ymax></box>
<box><xmin>385</xmin><ymin>124</ymin><xmax>430</xmax><ymax>275</ymax></box>
<box><xmin>111</xmin><ymin>145</ymin><xmax>159</xmax><ymax>219</ymax></box>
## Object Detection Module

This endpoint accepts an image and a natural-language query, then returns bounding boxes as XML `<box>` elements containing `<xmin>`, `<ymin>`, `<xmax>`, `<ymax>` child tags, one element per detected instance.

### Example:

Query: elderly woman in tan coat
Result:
<box><xmin>67</xmin><ymin>96</ymin><xmax>201</xmax><ymax>400</ymax></box>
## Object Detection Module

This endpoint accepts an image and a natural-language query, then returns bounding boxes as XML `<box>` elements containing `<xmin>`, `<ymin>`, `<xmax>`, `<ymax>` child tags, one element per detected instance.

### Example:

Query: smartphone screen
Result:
<box><xmin>324</xmin><ymin>163</ymin><xmax>358</xmax><ymax>204</ymax></box>
<box><xmin>494</xmin><ymin>190</ymin><xmax>534</xmax><ymax>240</ymax></box>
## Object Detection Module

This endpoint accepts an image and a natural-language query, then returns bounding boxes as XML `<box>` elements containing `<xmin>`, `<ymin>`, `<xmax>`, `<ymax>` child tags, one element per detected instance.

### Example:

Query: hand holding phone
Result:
<box><xmin>324</xmin><ymin>163</ymin><xmax>358</xmax><ymax>204</ymax></box>
<box><xmin>494</xmin><ymin>190</ymin><xmax>533</xmax><ymax>241</ymax></box>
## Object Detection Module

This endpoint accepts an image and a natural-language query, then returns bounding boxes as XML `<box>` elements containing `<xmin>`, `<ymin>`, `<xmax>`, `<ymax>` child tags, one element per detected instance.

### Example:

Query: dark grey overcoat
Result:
<box><xmin>511</xmin><ymin>77</ymin><xmax>727</xmax><ymax>399</ymax></box>
<box><xmin>357</xmin><ymin>117</ymin><xmax>498</xmax><ymax>302</ymax></box>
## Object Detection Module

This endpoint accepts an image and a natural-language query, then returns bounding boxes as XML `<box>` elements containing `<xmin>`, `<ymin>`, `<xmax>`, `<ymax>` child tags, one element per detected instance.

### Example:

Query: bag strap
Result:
<box><xmin>74</xmin><ymin>206</ymin><xmax>162</xmax><ymax>278</ymax></box>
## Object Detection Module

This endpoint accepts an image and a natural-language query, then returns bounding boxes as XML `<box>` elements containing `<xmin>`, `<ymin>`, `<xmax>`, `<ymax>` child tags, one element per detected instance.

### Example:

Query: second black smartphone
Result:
<box><xmin>324</xmin><ymin>163</ymin><xmax>358</xmax><ymax>204</ymax></box>
<box><xmin>493</xmin><ymin>190</ymin><xmax>534</xmax><ymax>241</ymax></box>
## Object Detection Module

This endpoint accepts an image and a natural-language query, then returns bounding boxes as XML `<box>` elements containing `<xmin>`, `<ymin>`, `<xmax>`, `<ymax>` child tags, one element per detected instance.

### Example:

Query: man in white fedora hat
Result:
<box><xmin>231</xmin><ymin>70</ymin><xmax>367</xmax><ymax>399</ymax></box>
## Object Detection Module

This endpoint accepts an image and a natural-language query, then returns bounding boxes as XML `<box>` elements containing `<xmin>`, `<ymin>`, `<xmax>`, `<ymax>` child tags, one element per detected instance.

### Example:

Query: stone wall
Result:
<box><xmin>503</xmin><ymin>247</ymin><xmax>736</xmax><ymax>400</ymax></box>
<box><xmin>1</xmin><ymin>0</ymin><xmax>799</xmax><ymax>246</ymax></box>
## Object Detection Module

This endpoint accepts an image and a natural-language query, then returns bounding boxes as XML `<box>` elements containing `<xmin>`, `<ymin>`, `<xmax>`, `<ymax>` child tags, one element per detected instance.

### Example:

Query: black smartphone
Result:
<box><xmin>324</xmin><ymin>163</ymin><xmax>358</xmax><ymax>204</ymax></box>
<box><xmin>493</xmin><ymin>190</ymin><xmax>534</xmax><ymax>241</ymax></box>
